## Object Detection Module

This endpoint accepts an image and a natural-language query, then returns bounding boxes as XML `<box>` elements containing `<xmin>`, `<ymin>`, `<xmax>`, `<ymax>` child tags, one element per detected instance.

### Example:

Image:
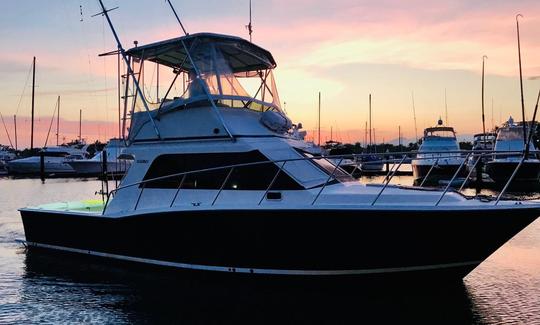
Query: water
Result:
<box><xmin>0</xmin><ymin>177</ymin><xmax>539</xmax><ymax>324</ymax></box>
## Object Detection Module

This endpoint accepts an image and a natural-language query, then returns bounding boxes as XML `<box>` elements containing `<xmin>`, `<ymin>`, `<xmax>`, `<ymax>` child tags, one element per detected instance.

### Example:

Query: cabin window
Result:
<box><xmin>294</xmin><ymin>148</ymin><xmax>355</xmax><ymax>183</ymax></box>
<box><xmin>43</xmin><ymin>152</ymin><xmax>70</xmax><ymax>158</ymax></box>
<box><xmin>142</xmin><ymin>150</ymin><xmax>303</xmax><ymax>190</ymax></box>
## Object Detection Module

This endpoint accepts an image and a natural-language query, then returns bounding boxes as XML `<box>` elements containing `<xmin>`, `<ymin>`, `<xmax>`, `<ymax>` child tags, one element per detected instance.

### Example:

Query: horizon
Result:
<box><xmin>1</xmin><ymin>0</ymin><xmax>540</xmax><ymax>149</ymax></box>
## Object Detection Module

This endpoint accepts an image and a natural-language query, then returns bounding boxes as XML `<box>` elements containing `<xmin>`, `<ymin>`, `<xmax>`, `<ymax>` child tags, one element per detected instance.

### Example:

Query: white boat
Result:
<box><xmin>412</xmin><ymin>119</ymin><xmax>465</xmax><ymax>184</ymax></box>
<box><xmin>18</xmin><ymin>18</ymin><xmax>540</xmax><ymax>285</ymax></box>
<box><xmin>486</xmin><ymin>117</ymin><xmax>540</xmax><ymax>183</ymax></box>
<box><xmin>66</xmin><ymin>139</ymin><xmax>132</xmax><ymax>176</ymax></box>
<box><xmin>0</xmin><ymin>145</ymin><xmax>16</xmax><ymax>174</ymax></box>
<box><xmin>7</xmin><ymin>144</ymin><xmax>88</xmax><ymax>175</ymax></box>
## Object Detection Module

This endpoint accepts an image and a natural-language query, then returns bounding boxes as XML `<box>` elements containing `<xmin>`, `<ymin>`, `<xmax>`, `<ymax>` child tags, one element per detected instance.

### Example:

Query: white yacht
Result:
<box><xmin>7</xmin><ymin>144</ymin><xmax>88</xmax><ymax>175</ymax></box>
<box><xmin>66</xmin><ymin>139</ymin><xmax>131</xmax><ymax>177</ymax></box>
<box><xmin>0</xmin><ymin>145</ymin><xmax>16</xmax><ymax>174</ymax></box>
<box><xmin>412</xmin><ymin>119</ymin><xmax>465</xmax><ymax>184</ymax></box>
<box><xmin>486</xmin><ymin>117</ymin><xmax>540</xmax><ymax>183</ymax></box>
<box><xmin>18</xmin><ymin>25</ymin><xmax>540</xmax><ymax>284</ymax></box>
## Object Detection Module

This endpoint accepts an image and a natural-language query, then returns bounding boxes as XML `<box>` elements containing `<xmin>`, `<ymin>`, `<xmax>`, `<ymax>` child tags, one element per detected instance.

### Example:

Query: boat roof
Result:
<box><xmin>424</xmin><ymin>126</ymin><xmax>455</xmax><ymax>133</ymax></box>
<box><xmin>125</xmin><ymin>33</ymin><xmax>276</xmax><ymax>73</ymax></box>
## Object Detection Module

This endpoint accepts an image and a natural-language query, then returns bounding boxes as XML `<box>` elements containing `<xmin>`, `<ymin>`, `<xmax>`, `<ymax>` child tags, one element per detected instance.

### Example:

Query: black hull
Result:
<box><xmin>20</xmin><ymin>208</ymin><xmax>539</xmax><ymax>283</ymax></box>
<box><xmin>413</xmin><ymin>164</ymin><xmax>467</xmax><ymax>185</ymax></box>
<box><xmin>486</xmin><ymin>161</ymin><xmax>540</xmax><ymax>183</ymax></box>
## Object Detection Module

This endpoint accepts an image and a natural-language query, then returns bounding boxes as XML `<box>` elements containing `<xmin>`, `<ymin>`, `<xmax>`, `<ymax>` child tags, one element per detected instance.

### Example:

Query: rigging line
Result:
<box><xmin>0</xmin><ymin>111</ymin><xmax>14</xmax><ymax>148</ymax></box>
<box><xmin>44</xmin><ymin>100</ymin><xmax>58</xmax><ymax>147</ymax></box>
<box><xmin>15</xmin><ymin>62</ymin><xmax>34</xmax><ymax>116</ymax></box>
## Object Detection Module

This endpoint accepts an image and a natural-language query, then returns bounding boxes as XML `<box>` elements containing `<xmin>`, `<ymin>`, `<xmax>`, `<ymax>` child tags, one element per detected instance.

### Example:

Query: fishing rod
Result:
<box><xmin>524</xmin><ymin>89</ymin><xmax>540</xmax><ymax>159</ymax></box>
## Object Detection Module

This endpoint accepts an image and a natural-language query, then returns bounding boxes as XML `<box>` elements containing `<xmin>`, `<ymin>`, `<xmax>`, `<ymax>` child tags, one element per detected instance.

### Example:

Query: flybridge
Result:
<box><xmin>96</xmin><ymin>0</ymin><xmax>287</xmax><ymax>143</ymax></box>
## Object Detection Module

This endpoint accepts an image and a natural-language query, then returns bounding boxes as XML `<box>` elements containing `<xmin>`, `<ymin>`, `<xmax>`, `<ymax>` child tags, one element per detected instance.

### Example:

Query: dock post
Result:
<box><xmin>39</xmin><ymin>152</ymin><xmax>45</xmax><ymax>183</ymax></box>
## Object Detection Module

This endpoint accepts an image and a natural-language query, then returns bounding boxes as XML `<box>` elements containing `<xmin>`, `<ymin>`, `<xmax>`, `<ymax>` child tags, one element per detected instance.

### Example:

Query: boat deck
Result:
<box><xmin>27</xmin><ymin>200</ymin><xmax>105</xmax><ymax>214</ymax></box>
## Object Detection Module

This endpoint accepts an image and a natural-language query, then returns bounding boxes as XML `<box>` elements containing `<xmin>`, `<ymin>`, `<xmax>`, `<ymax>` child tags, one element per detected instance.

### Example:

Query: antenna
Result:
<box><xmin>516</xmin><ymin>14</ymin><xmax>527</xmax><ymax>146</ymax></box>
<box><xmin>166</xmin><ymin>0</ymin><xmax>188</xmax><ymax>35</ymax></box>
<box><xmin>246</xmin><ymin>0</ymin><xmax>253</xmax><ymax>42</ymax></box>
<box><xmin>411</xmin><ymin>91</ymin><xmax>418</xmax><ymax>143</ymax></box>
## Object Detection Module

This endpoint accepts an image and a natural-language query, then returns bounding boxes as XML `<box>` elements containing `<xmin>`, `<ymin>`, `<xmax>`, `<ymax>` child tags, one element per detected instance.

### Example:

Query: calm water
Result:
<box><xmin>0</xmin><ymin>177</ymin><xmax>539</xmax><ymax>324</ymax></box>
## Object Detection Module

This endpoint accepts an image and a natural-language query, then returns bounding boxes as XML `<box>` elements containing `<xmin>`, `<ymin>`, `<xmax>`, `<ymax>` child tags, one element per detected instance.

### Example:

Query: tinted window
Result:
<box><xmin>142</xmin><ymin>150</ymin><xmax>303</xmax><ymax>190</ymax></box>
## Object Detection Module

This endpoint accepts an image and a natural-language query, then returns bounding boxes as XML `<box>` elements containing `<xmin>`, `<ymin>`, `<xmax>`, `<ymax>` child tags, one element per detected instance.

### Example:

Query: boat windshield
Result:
<box><xmin>497</xmin><ymin>127</ymin><xmax>524</xmax><ymax>141</ymax></box>
<box><xmin>424</xmin><ymin>129</ymin><xmax>455</xmax><ymax>139</ymax></box>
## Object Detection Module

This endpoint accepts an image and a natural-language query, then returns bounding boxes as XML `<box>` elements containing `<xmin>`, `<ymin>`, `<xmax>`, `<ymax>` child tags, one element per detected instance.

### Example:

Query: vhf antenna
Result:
<box><xmin>246</xmin><ymin>0</ymin><xmax>253</xmax><ymax>42</ymax></box>
<box><xmin>166</xmin><ymin>0</ymin><xmax>188</xmax><ymax>35</ymax></box>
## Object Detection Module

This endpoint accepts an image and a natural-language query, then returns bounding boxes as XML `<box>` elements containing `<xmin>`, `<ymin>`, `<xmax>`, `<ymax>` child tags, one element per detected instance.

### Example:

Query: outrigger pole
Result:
<box><xmin>166</xmin><ymin>0</ymin><xmax>188</xmax><ymax>36</ymax></box>
<box><xmin>95</xmin><ymin>0</ymin><xmax>161</xmax><ymax>140</ymax></box>
<box><xmin>516</xmin><ymin>14</ymin><xmax>527</xmax><ymax>147</ymax></box>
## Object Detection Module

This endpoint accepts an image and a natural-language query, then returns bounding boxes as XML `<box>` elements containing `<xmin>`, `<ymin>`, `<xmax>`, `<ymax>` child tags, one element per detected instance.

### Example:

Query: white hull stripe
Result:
<box><xmin>17</xmin><ymin>240</ymin><xmax>481</xmax><ymax>276</ymax></box>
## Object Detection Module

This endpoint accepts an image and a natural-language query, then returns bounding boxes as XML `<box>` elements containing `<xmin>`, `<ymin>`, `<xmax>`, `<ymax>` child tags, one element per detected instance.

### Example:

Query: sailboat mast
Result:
<box><xmin>369</xmin><ymin>94</ymin><xmax>372</xmax><ymax>148</ymax></box>
<box><xmin>318</xmin><ymin>91</ymin><xmax>321</xmax><ymax>146</ymax></box>
<box><xmin>56</xmin><ymin>96</ymin><xmax>60</xmax><ymax>146</ymax></box>
<box><xmin>79</xmin><ymin>109</ymin><xmax>82</xmax><ymax>142</ymax></box>
<box><xmin>482</xmin><ymin>55</ymin><xmax>487</xmax><ymax>145</ymax></box>
<box><xmin>411</xmin><ymin>91</ymin><xmax>418</xmax><ymax>143</ymax></box>
<box><xmin>444</xmin><ymin>88</ymin><xmax>448</xmax><ymax>125</ymax></box>
<box><xmin>398</xmin><ymin>125</ymin><xmax>401</xmax><ymax>147</ymax></box>
<box><xmin>13</xmin><ymin>115</ymin><xmax>17</xmax><ymax>150</ymax></box>
<box><xmin>31</xmin><ymin>56</ymin><xmax>36</xmax><ymax>150</ymax></box>
<box><xmin>516</xmin><ymin>14</ymin><xmax>527</xmax><ymax>146</ymax></box>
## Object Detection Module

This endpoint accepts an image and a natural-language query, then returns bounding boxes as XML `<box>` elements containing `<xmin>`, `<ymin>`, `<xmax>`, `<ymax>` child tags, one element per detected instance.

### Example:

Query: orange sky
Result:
<box><xmin>1</xmin><ymin>0</ymin><xmax>540</xmax><ymax>148</ymax></box>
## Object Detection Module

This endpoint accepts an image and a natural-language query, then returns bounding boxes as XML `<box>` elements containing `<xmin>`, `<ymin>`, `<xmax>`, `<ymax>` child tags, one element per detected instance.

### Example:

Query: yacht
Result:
<box><xmin>486</xmin><ymin>117</ymin><xmax>540</xmax><ymax>183</ymax></box>
<box><xmin>0</xmin><ymin>145</ymin><xmax>16</xmax><ymax>174</ymax></box>
<box><xmin>412</xmin><ymin>119</ymin><xmax>465</xmax><ymax>185</ymax></box>
<box><xmin>7</xmin><ymin>143</ymin><xmax>88</xmax><ymax>175</ymax></box>
<box><xmin>66</xmin><ymin>139</ymin><xmax>131</xmax><ymax>177</ymax></box>
<box><xmin>18</xmin><ymin>28</ymin><xmax>540</xmax><ymax>283</ymax></box>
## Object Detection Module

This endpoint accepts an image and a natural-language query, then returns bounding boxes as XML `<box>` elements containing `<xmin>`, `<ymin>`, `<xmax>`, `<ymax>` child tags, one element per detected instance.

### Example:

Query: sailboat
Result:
<box><xmin>360</xmin><ymin>94</ymin><xmax>384</xmax><ymax>172</ymax></box>
<box><xmin>17</xmin><ymin>2</ymin><xmax>540</xmax><ymax>284</ymax></box>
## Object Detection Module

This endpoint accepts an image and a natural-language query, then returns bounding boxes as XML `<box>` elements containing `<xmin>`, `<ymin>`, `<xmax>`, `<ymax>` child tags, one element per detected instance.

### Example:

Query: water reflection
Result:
<box><xmin>18</xmin><ymin>249</ymin><xmax>486</xmax><ymax>324</ymax></box>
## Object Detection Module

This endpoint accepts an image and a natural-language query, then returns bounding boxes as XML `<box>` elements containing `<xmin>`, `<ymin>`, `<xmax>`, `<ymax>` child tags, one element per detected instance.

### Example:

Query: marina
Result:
<box><xmin>1</xmin><ymin>0</ymin><xmax>540</xmax><ymax>323</ymax></box>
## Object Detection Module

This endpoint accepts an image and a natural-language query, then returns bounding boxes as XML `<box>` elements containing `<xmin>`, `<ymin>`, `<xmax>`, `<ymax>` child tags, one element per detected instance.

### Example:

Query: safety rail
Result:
<box><xmin>101</xmin><ymin>149</ymin><xmax>540</xmax><ymax>214</ymax></box>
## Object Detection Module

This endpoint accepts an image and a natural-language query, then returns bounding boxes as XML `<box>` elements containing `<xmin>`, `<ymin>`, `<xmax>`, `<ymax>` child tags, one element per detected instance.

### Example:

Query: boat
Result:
<box><xmin>486</xmin><ymin>117</ymin><xmax>540</xmax><ymax>184</ymax></box>
<box><xmin>17</xmin><ymin>17</ymin><xmax>540</xmax><ymax>284</ymax></box>
<box><xmin>66</xmin><ymin>139</ymin><xmax>131</xmax><ymax>177</ymax></box>
<box><xmin>412</xmin><ymin>119</ymin><xmax>466</xmax><ymax>185</ymax></box>
<box><xmin>0</xmin><ymin>145</ymin><xmax>17</xmax><ymax>174</ymax></box>
<box><xmin>323</xmin><ymin>140</ymin><xmax>359</xmax><ymax>177</ymax></box>
<box><xmin>7</xmin><ymin>142</ymin><xmax>89</xmax><ymax>176</ymax></box>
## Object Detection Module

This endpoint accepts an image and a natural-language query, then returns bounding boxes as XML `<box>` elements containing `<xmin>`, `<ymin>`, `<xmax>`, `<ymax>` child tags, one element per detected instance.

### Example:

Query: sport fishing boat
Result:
<box><xmin>18</xmin><ymin>13</ymin><xmax>540</xmax><ymax>284</ymax></box>
<box><xmin>66</xmin><ymin>139</ymin><xmax>131</xmax><ymax>177</ymax></box>
<box><xmin>412</xmin><ymin>119</ymin><xmax>466</xmax><ymax>185</ymax></box>
<box><xmin>486</xmin><ymin>117</ymin><xmax>540</xmax><ymax>184</ymax></box>
<box><xmin>7</xmin><ymin>143</ymin><xmax>88</xmax><ymax>176</ymax></box>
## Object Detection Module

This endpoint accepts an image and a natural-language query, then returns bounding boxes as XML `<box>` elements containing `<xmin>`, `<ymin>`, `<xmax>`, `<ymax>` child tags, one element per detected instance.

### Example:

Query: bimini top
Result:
<box><xmin>125</xmin><ymin>32</ymin><xmax>276</xmax><ymax>73</ymax></box>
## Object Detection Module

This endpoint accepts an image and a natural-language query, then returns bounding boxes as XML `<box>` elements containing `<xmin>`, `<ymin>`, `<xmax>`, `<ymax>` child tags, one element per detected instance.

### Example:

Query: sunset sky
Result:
<box><xmin>1</xmin><ymin>0</ymin><xmax>540</xmax><ymax>148</ymax></box>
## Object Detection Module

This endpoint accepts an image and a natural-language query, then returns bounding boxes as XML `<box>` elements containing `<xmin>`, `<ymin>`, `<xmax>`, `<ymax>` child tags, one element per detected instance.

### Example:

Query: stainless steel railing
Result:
<box><xmin>102</xmin><ymin>149</ymin><xmax>540</xmax><ymax>214</ymax></box>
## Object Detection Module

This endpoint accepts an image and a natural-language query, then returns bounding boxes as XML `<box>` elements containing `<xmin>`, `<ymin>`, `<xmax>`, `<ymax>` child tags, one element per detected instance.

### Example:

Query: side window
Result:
<box><xmin>142</xmin><ymin>150</ymin><xmax>303</xmax><ymax>190</ymax></box>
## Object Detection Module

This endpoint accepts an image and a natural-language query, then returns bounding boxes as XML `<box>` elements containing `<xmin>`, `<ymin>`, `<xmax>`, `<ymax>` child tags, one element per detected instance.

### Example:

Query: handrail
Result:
<box><xmin>419</xmin><ymin>158</ymin><xmax>439</xmax><ymax>187</ymax></box>
<box><xmin>458</xmin><ymin>153</ymin><xmax>483</xmax><ymax>192</ymax></box>
<box><xmin>435</xmin><ymin>153</ymin><xmax>471</xmax><ymax>206</ymax></box>
<box><xmin>495</xmin><ymin>155</ymin><xmax>526</xmax><ymax>205</ymax></box>
<box><xmin>211</xmin><ymin>167</ymin><xmax>235</xmax><ymax>206</ymax></box>
<box><xmin>371</xmin><ymin>155</ymin><xmax>407</xmax><ymax>205</ymax></box>
<box><xmin>100</xmin><ymin>149</ymin><xmax>540</xmax><ymax>214</ymax></box>
<box><xmin>258</xmin><ymin>161</ymin><xmax>286</xmax><ymax>205</ymax></box>
<box><xmin>311</xmin><ymin>158</ymin><xmax>343</xmax><ymax>205</ymax></box>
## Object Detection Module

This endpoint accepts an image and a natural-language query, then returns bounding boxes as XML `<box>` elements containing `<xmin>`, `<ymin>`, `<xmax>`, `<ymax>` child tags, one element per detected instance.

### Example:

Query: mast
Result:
<box><xmin>398</xmin><ymin>125</ymin><xmax>401</xmax><ymax>147</ymax></box>
<box><xmin>13</xmin><ymin>115</ymin><xmax>17</xmax><ymax>150</ymax></box>
<box><xmin>411</xmin><ymin>91</ymin><xmax>418</xmax><ymax>143</ymax></box>
<box><xmin>117</xmin><ymin>49</ymin><xmax>121</xmax><ymax>139</ymax></box>
<box><xmin>444</xmin><ymin>88</ymin><xmax>448</xmax><ymax>125</ymax></box>
<box><xmin>318</xmin><ymin>91</ymin><xmax>321</xmax><ymax>146</ymax></box>
<box><xmin>369</xmin><ymin>94</ymin><xmax>372</xmax><ymax>149</ymax></box>
<box><xmin>482</xmin><ymin>55</ymin><xmax>487</xmax><ymax>146</ymax></box>
<box><xmin>79</xmin><ymin>109</ymin><xmax>82</xmax><ymax>142</ymax></box>
<box><xmin>516</xmin><ymin>14</ymin><xmax>527</xmax><ymax>146</ymax></box>
<box><xmin>31</xmin><ymin>56</ymin><xmax>36</xmax><ymax>150</ymax></box>
<box><xmin>56</xmin><ymin>96</ymin><xmax>60</xmax><ymax>146</ymax></box>
<box><xmin>364</xmin><ymin>121</ymin><xmax>367</xmax><ymax>149</ymax></box>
